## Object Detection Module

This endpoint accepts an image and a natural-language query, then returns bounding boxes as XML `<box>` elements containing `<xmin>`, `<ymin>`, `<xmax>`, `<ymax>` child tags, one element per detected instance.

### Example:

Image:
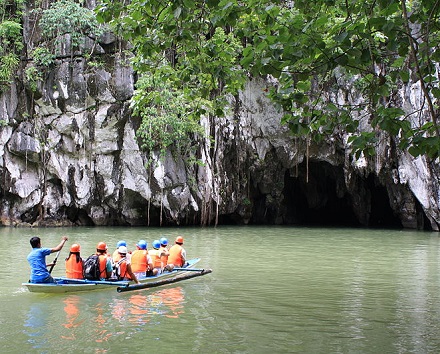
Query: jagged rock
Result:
<box><xmin>8</xmin><ymin>131</ymin><xmax>41</xmax><ymax>162</ymax></box>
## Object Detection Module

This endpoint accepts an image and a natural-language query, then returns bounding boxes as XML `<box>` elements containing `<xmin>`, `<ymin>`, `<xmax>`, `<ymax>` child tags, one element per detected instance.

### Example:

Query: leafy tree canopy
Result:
<box><xmin>96</xmin><ymin>0</ymin><xmax>440</xmax><ymax>159</ymax></box>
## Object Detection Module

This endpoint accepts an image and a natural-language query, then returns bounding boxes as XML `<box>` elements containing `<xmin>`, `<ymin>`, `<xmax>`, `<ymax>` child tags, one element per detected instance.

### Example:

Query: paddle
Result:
<box><xmin>48</xmin><ymin>251</ymin><xmax>61</xmax><ymax>274</ymax></box>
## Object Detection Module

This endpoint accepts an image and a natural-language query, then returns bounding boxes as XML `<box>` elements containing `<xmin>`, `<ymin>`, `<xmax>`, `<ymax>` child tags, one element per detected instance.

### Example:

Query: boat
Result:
<box><xmin>22</xmin><ymin>258</ymin><xmax>210</xmax><ymax>294</ymax></box>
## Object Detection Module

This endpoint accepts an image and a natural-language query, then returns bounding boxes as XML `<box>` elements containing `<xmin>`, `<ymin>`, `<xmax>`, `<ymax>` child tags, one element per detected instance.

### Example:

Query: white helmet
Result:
<box><xmin>118</xmin><ymin>246</ymin><xmax>128</xmax><ymax>254</ymax></box>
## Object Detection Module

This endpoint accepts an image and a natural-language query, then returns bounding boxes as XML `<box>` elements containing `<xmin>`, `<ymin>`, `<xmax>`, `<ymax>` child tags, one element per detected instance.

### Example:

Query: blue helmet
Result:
<box><xmin>136</xmin><ymin>240</ymin><xmax>147</xmax><ymax>250</ymax></box>
<box><xmin>159</xmin><ymin>237</ymin><xmax>168</xmax><ymax>246</ymax></box>
<box><xmin>116</xmin><ymin>240</ymin><xmax>127</xmax><ymax>248</ymax></box>
<box><xmin>152</xmin><ymin>240</ymin><xmax>161</xmax><ymax>249</ymax></box>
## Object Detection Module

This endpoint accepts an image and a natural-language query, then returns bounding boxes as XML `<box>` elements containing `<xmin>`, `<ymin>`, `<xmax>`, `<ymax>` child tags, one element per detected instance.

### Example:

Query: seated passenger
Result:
<box><xmin>131</xmin><ymin>240</ymin><xmax>158</xmax><ymax>278</ymax></box>
<box><xmin>113</xmin><ymin>246</ymin><xmax>140</xmax><ymax>284</ymax></box>
<box><xmin>65</xmin><ymin>243</ymin><xmax>84</xmax><ymax>279</ymax></box>
<box><xmin>168</xmin><ymin>236</ymin><xmax>187</xmax><ymax>267</ymax></box>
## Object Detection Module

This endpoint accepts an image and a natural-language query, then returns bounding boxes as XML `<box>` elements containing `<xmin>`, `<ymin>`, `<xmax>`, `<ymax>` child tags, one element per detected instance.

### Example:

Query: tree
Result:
<box><xmin>39</xmin><ymin>0</ymin><xmax>104</xmax><ymax>54</ymax></box>
<box><xmin>96</xmin><ymin>0</ymin><xmax>440</xmax><ymax>159</ymax></box>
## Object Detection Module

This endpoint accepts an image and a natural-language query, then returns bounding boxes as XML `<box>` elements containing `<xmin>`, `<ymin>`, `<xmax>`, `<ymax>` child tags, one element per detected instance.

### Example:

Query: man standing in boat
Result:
<box><xmin>27</xmin><ymin>236</ymin><xmax>68</xmax><ymax>283</ymax></box>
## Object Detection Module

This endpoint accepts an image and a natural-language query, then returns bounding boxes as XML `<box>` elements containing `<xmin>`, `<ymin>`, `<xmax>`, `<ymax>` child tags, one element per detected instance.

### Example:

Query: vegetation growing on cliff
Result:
<box><xmin>0</xmin><ymin>0</ymin><xmax>24</xmax><ymax>92</ymax></box>
<box><xmin>38</xmin><ymin>0</ymin><xmax>103</xmax><ymax>54</ymax></box>
<box><xmin>97</xmin><ymin>0</ymin><xmax>440</xmax><ymax>159</ymax></box>
<box><xmin>132</xmin><ymin>73</ymin><xmax>205</xmax><ymax>157</ymax></box>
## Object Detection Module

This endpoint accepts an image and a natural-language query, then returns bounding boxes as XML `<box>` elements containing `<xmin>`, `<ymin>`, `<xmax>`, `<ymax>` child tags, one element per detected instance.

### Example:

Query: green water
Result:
<box><xmin>1</xmin><ymin>226</ymin><xmax>440</xmax><ymax>353</ymax></box>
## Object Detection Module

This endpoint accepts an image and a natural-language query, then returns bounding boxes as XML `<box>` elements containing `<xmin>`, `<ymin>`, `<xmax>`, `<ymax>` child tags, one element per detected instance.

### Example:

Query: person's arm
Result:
<box><xmin>181</xmin><ymin>248</ymin><xmax>186</xmax><ymax>264</ymax></box>
<box><xmin>159</xmin><ymin>249</ymin><xmax>166</xmax><ymax>269</ymax></box>
<box><xmin>147</xmin><ymin>254</ymin><xmax>154</xmax><ymax>270</ymax></box>
<box><xmin>105</xmin><ymin>258</ymin><xmax>113</xmax><ymax>279</ymax></box>
<box><xmin>127</xmin><ymin>264</ymin><xmax>140</xmax><ymax>284</ymax></box>
<box><xmin>50</xmin><ymin>236</ymin><xmax>68</xmax><ymax>253</ymax></box>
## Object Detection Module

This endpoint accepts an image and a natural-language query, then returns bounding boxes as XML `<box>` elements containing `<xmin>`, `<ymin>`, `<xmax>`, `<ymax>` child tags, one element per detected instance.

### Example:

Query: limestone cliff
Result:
<box><xmin>0</xmin><ymin>3</ymin><xmax>439</xmax><ymax>230</ymax></box>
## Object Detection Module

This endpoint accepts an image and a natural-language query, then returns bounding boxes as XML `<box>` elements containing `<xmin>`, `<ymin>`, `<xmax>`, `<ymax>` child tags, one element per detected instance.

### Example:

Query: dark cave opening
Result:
<box><xmin>281</xmin><ymin>162</ymin><xmax>360</xmax><ymax>227</ymax></box>
<box><xmin>366</xmin><ymin>175</ymin><xmax>403</xmax><ymax>229</ymax></box>
<box><xmin>244</xmin><ymin>161</ymin><xmax>404</xmax><ymax>229</ymax></box>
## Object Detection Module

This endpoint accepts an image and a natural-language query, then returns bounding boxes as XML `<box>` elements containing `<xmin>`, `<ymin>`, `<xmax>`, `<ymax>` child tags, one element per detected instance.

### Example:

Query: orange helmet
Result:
<box><xmin>70</xmin><ymin>243</ymin><xmax>80</xmax><ymax>252</ymax></box>
<box><xmin>175</xmin><ymin>236</ymin><xmax>184</xmax><ymax>244</ymax></box>
<box><xmin>97</xmin><ymin>242</ymin><xmax>107</xmax><ymax>251</ymax></box>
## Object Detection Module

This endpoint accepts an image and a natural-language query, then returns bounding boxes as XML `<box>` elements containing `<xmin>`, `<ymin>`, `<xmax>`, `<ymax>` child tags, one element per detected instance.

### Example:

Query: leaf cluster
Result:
<box><xmin>0</xmin><ymin>0</ymin><xmax>24</xmax><ymax>89</ymax></box>
<box><xmin>39</xmin><ymin>0</ymin><xmax>104</xmax><ymax>52</ymax></box>
<box><xmin>132</xmin><ymin>72</ymin><xmax>205</xmax><ymax>159</ymax></box>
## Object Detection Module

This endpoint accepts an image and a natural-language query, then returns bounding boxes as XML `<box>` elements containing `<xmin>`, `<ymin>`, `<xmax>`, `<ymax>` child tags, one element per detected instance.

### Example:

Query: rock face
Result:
<box><xmin>0</xmin><ymin>4</ymin><xmax>439</xmax><ymax>230</ymax></box>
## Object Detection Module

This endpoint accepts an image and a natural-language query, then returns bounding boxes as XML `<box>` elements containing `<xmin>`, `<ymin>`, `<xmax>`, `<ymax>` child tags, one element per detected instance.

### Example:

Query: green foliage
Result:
<box><xmin>132</xmin><ymin>73</ymin><xmax>205</xmax><ymax>159</ymax></box>
<box><xmin>97</xmin><ymin>0</ymin><xmax>440</xmax><ymax>159</ymax></box>
<box><xmin>31</xmin><ymin>47</ymin><xmax>55</xmax><ymax>67</ymax></box>
<box><xmin>347</xmin><ymin>132</ymin><xmax>378</xmax><ymax>159</ymax></box>
<box><xmin>96</xmin><ymin>0</ymin><xmax>246</xmax><ymax>158</ymax></box>
<box><xmin>0</xmin><ymin>1</ymin><xmax>24</xmax><ymax>90</ymax></box>
<box><xmin>39</xmin><ymin>0</ymin><xmax>104</xmax><ymax>52</ymax></box>
<box><xmin>0</xmin><ymin>20</ymin><xmax>23</xmax><ymax>49</ymax></box>
<box><xmin>24</xmin><ymin>65</ymin><xmax>42</xmax><ymax>93</ymax></box>
<box><xmin>0</xmin><ymin>52</ymin><xmax>19</xmax><ymax>84</ymax></box>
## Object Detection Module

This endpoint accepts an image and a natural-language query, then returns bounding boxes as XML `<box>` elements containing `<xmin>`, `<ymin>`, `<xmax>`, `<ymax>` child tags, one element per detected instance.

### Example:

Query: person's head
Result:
<box><xmin>152</xmin><ymin>240</ymin><xmax>161</xmax><ymax>250</ymax></box>
<box><xmin>70</xmin><ymin>243</ymin><xmax>81</xmax><ymax>253</ymax></box>
<box><xmin>116</xmin><ymin>240</ymin><xmax>126</xmax><ymax>248</ymax></box>
<box><xmin>160</xmin><ymin>237</ymin><xmax>168</xmax><ymax>246</ymax></box>
<box><xmin>96</xmin><ymin>242</ymin><xmax>107</xmax><ymax>253</ymax></box>
<box><xmin>175</xmin><ymin>236</ymin><xmax>184</xmax><ymax>245</ymax></box>
<box><xmin>118</xmin><ymin>246</ymin><xmax>128</xmax><ymax>256</ymax></box>
<box><xmin>136</xmin><ymin>240</ymin><xmax>147</xmax><ymax>250</ymax></box>
<box><xmin>68</xmin><ymin>243</ymin><xmax>81</xmax><ymax>263</ymax></box>
<box><xmin>30</xmin><ymin>236</ymin><xmax>41</xmax><ymax>248</ymax></box>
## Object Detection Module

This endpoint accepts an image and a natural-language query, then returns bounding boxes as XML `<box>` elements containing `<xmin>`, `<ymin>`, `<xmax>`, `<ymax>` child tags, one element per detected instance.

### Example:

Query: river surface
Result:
<box><xmin>1</xmin><ymin>226</ymin><xmax>440</xmax><ymax>353</ymax></box>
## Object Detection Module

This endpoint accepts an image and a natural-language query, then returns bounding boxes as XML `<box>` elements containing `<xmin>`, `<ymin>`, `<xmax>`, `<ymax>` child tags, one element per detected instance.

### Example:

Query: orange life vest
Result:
<box><xmin>65</xmin><ymin>254</ymin><xmax>84</xmax><ymax>279</ymax></box>
<box><xmin>148</xmin><ymin>249</ymin><xmax>162</xmax><ymax>268</ymax></box>
<box><xmin>98</xmin><ymin>254</ymin><xmax>108</xmax><ymax>278</ymax></box>
<box><xmin>131</xmin><ymin>250</ymin><xmax>148</xmax><ymax>273</ymax></box>
<box><xmin>115</xmin><ymin>258</ymin><xmax>132</xmax><ymax>280</ymax></box>
<box><xmin>168</xmin><ymin>244</ymin><xmax>184</xmax><ymax>267</ymax></box>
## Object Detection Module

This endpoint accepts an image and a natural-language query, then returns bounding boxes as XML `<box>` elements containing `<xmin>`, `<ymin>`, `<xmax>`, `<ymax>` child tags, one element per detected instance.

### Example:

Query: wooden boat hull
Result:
<box><xmin>23</xmin><ymin>258</ymin><xmax>201</xmax><ymax>293</ymax></box>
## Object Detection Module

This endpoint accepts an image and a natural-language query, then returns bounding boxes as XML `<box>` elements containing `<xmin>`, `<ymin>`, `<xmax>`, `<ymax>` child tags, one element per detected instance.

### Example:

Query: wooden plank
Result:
<box><xmin>117</xmin><ymin>269</ymin><xmax>212</xmax><ymax>292</ymax></box>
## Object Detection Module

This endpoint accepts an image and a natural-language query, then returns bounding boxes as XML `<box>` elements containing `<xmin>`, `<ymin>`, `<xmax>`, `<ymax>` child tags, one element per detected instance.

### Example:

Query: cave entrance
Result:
<box><xmin>366</xmin><ymin>175</ymin><xmax>403</xmax><ymax>229</ymax></box>
<box><xmin>281</xmin><ymin>161</ymin><xmax>402</xmax><ymax>228</ymax></box>
<box><xmin>282</xmin><ymin>161</ymin><xmax>359</xmax><ymax>227</ymax></box>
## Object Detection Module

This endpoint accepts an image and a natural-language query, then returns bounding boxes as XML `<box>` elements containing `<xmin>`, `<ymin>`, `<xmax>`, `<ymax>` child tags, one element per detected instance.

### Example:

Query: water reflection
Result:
<box><xmin>159</xmin><ymin>287</ymin><xmax>185</xmax><ymax>318</ymax></box>
<box><xmin>94</xmin><ymin>301</ymin><xmax>113</xmax><ymax>344</ymax></box>
<box><xmin>22</xmin><ymin>286</ymin><xmax>188</xmax><ymax>352</ymax></box>
<box><xmin>110</xmin><ymin>286</ymin><xmax>185</xmax><ymax>324</ymax></box>
<box><xmin>62</xmin><ymin>295</ymin><xmax>83</xmax><ymax>340</ymax></box>
<box><xmin>23</xmin><ymin>303</ymin><xmax>50</xmax><ymax>350</ymax></box>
